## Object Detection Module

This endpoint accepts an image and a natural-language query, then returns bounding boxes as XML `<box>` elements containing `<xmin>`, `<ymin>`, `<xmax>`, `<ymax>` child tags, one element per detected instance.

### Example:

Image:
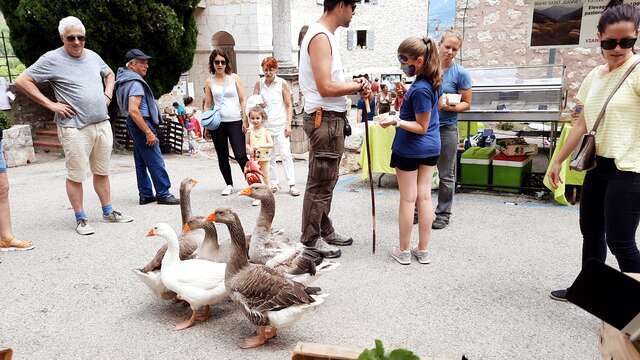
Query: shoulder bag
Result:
<box><xmin>201</xmin><ymin>76</ymin><xmax>228</xmax><ymax>131</ymax></box>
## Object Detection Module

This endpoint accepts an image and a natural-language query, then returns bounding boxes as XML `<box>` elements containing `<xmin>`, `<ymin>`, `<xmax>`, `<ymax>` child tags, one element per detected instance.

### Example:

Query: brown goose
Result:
<box><xmin>239</xmin><ymin>184</ymin><xmax>293</xmax><ymax>265</ymax></box>
<box><xmin>240</xmin><ymin>184</ymin><xmax>340</xmax><ymax>284</ymax></box>
<box><xmin>183</xmin><ymin>216</ymin><xmax>232</xmax><ymax>263</ymax></box>
<box><xmin>207</xmin><ymin>208</ymin><xmax>328</xmax><ymax>349</ymax></box>
<box><xmin>133</xmin><ymin>178</ymin><xmax>200</xmax><ymax>300</ymax></box>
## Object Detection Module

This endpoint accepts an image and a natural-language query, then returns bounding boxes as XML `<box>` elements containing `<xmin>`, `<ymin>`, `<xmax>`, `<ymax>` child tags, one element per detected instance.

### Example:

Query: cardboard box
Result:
<box><xmin>495</xmin><ymin>138</ymin><xmax>538</xmax><ymax>156</ymax></box>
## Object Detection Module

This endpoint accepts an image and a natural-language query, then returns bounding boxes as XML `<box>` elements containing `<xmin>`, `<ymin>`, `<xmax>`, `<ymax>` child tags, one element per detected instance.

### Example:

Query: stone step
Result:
<box><xmin>33</xmin><ymin>140</ymin><xmax>63</xmax><ymax>153</ymax></box>
<box><xmin>35</xmin><ymin>129</ymin><xmax>58</xmax><ymax>137</ymax></box>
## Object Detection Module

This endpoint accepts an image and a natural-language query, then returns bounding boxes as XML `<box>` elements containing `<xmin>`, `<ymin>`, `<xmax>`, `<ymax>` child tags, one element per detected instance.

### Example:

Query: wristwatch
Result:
<box><xmin>395</xmin><ymin>120</ymin><xmax>402</xmax><ymax>128</ymax></box>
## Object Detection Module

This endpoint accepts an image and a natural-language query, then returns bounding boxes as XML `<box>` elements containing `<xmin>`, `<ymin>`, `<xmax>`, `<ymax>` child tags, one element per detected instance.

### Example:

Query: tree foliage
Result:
<box><xmin>0</xmin><ymin>0</ymin><xmax>199</xmax><ymax>95</ymax></box>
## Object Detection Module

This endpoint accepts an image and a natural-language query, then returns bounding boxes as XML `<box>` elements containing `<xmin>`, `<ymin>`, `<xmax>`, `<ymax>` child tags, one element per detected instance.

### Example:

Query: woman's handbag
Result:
<box><xmin>200</xmin><ymin>76</ymin><xmax>228</xmax><ymax>131</ymax></box>
<box><xmin>570</xmin><ymin>58</ymin><xmax>640</xmax><ymax>171</ymax></box>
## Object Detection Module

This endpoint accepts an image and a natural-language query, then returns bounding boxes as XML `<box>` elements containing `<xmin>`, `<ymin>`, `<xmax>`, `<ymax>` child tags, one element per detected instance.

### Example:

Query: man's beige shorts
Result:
<box><xmin>57</xmin><ymin>120</ymin><xmax>113</xmax><ymax>183</ymax></box>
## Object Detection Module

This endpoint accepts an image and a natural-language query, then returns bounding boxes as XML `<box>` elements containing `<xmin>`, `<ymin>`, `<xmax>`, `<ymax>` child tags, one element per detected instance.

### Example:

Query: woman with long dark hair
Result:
<box><xmin>204</xmin><ymin>49</ymin><xmax>248</xmax><ymax>195</ymax></box>
<box><xmin>548</xmin><ymin>0</ymin><xmax>640</xmax><ymax>301</ymax></box>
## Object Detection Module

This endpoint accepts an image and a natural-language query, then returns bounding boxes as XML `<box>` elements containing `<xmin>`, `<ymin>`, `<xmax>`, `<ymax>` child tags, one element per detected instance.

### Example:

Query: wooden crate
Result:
<box><xmin>110</xmin><ymin>115</ymin><xmax>184</xmax><ymax>155</ymax></box>
<box><xmin>292</xmin><ymin>342</ymin><xmax>362</xmax><ymax>360</ymax></box>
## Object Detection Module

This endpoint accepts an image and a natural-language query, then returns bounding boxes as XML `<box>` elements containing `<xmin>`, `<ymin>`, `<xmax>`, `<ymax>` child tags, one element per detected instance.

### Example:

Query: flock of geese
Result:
<box><xmin>132</xmin><ymin>178</ymin><xmax>340</xmax><ymax>349</ymax></box>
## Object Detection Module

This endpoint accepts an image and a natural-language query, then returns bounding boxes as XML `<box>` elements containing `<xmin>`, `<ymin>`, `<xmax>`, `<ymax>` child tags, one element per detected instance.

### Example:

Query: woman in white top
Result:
<box><xmin>547</xmin><ymin>0</ymin><xmax>640</xmax><ymax>301</ymax></box>
<box><xmin>204</xmin><ymin>49</ymin><xmax>248</xmax><ymax>195</ymax></box>
<box><xmin>252</xmin><ymin>57</ymin><xmax>300</xmax><ymax>196</ymax></box>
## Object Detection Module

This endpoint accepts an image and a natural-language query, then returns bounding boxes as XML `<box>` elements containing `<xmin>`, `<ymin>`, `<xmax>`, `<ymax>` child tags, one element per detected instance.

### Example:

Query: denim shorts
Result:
<box><xmin>0</xmin><ymin>140</ymin><xmax>6</xmax><ymax>173</ymax></box>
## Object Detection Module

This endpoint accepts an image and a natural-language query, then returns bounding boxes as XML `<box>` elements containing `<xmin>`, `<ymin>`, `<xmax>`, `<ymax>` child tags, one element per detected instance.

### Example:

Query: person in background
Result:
<box><xmin>547</xmin><ymin>0</ymin><xmax>640</xmax><ymax>302</ymax></box>
<box><xmin>394</xmin><ymin>81</ymin><xmax>406</xmax><ymax>112</ymax></box>
<box><xmin>0</xmin><ymin>141</ymin><xmax>34</xmax><ymax>252</ymax></box>
<box><xmin>371</xmin><ymin>77</ymin><xmax>380</xmax><ymax>95</ymax></box>
<box><xmin>356</xmin><ymin>89</ymin><xmax>377</xmax><ymax>122</ymax></box>
<box><xmin>427</xmin><ymin>30</ymin><xmax>472</xmax><ymax>229</ymax></box>
<box><xmin>183</xmin><ymin>96</ymin><xmax>202</xmax><ymax>138</ymax></box>
<box><xmin>378</xmin><ymin>83</ymin><xmax>392</xmax><ymax>114</ymax></box>
<box><xmin>115</xmin><ymin>49</ymin><xmax>180</xmax><ymax>206</ymax></box>
<box><xmin>16</xmin><ymin>16</ymin><xmax>133</xmax><ymax>235</ymax></box>
<box><xmin>204</xmin><ymin>49</ymin><xmax>248</xmax><ymax>196</ymax></box>
<box><xmin>252</xmin><ymin>57</ymin><xmax>300</xmax><ymax>196</ymax></box>
<box><xmin>380</xmin><ymin>36</ymin><xmax>442</xmax><ymax>265</ymax></box>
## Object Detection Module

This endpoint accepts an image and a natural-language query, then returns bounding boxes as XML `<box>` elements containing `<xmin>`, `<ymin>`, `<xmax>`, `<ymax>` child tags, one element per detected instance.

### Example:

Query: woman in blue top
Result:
<box><xmin>380</xmin><ymin>36</ymin><xmax>442</xmax><ymax>265</ymax></box>
<box><xmin>431</xmin><ymin>30</ymin><xmax>472</xmax><ymax>229</ymax></box>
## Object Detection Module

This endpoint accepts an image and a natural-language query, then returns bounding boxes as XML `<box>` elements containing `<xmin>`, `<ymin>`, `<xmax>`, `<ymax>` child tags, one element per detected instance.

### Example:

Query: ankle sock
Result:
<box><xmin>101</xmin><ymin>204</ymin><xmax>113</xmax><ymax>216</ymax></box>
<box><xmin>75</xmin><ymin>210</ymin><xmax>88</xmax><ymax>222</ymax></box>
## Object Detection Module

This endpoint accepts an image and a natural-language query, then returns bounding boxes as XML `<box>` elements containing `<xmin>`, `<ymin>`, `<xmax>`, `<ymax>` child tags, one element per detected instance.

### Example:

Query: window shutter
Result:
<box><xmin>366</xmin><ymin>30</ymin><xmax>375</xmax><ymax>50</ymax></box>
<box><xmin>347</xmin><ymin>29</ymin><xmax>355</xmax><ymax>51</ymax></box>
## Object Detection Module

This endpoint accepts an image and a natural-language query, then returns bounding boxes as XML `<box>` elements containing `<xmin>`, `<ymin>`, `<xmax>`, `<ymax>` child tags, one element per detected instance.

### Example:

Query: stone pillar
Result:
<box><xmin>272</xmin><ymin>0</ymin><xmax>307</xmax><ymax>153</ymax></box>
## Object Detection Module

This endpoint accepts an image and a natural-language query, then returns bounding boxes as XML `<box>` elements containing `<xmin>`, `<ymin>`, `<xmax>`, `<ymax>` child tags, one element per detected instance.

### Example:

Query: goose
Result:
<box><xmin>240</xmin><ymin>184</ymin><xmax>340</xmax><ymax>284</ymax></box>
<box><xmin>133</xmin><ymin>178</ymin><xmax>200</xmax><ymax>300</ymax></box>
<box><xmin>207</xmin><ymin>208</ymin><xmax>328</xmax><ymax>348</ymax></box>
<box><xmin>239</xmin><ymin>184</ymin><xmax>293</xmax><ymax>265</ymax></box>
<box><xmin>147</xmin><ymin>223</ymin><xmax>227</xmax><ymax>330</ymax></box>
<box><xmin>183</xmin><ymin>215</ymin><xmax>232</xmax><ymax>263</ymax></box>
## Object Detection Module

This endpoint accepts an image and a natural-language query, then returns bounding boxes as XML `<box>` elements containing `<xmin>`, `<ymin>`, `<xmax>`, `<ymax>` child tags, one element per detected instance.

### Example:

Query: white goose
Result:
<box><xmin>147</xmin><ymin>223</ymin><xmax>227</xmax><ymax>330</ymax></box>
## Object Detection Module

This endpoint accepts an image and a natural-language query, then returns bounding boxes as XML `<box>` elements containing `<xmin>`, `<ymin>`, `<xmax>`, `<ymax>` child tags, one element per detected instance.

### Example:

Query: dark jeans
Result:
<box><xmin>580</xmin><ymin>156</ymin><xmax>640</xmax><ymax>272</ymax></box>
<box><xmin>126</xmin><ymin>117</ymin><xmax>172</xmax><ymax>200</ymax></box>
<box><xmin>300</xmin><ymin>111</ymin><xmax>345</xmax><ymax>246</ymax></box>
<box><xmin>210</xmin><ymin>120</ymin><xmax>248</xmax><ymax>186</ymax></box>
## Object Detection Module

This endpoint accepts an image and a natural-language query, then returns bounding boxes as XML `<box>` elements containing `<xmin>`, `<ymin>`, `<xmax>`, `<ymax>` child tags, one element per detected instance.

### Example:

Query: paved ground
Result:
<box><xmin>0</xmin><ymin>150</ymin><xmax>615</xmax><ymax>359</ymax></box>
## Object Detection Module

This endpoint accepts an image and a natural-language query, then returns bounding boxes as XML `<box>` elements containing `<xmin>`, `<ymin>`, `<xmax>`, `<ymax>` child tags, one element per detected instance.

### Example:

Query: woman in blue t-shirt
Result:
<box><xmin>380</xmin><ymin>36</ymin><xmax>442</xmax><ymax>265</ymax></box>
<box><xmin>432</xmin><ymin>30</ymin><xmax>472</xmax><ymax>230</ymax></box>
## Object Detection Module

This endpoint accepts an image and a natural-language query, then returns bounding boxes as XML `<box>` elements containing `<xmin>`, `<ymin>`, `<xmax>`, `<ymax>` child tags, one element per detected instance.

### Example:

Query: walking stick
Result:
<box><xmin>363</xmin><ymin>99</ymin><xmax>376</xmax><ymax>254</ymax></box>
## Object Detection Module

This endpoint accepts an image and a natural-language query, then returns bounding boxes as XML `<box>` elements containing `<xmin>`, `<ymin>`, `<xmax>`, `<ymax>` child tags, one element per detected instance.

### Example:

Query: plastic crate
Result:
<box><xmin>492</xmin><ymin>155</ymin><xmax>532</xmax><ymax>193</ymax></box>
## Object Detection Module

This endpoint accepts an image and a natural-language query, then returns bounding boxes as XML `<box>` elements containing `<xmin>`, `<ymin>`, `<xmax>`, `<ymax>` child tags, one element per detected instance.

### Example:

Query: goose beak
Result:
<box><xmin>239</xmin><ymin>187</ymin><xmax>253</xmax><ymax>196</ymax></box>
<box><xmin>146</xmin><ymin>228</ymin><xmax>156</xmax><ymax>237</ymax></box>
<box><xmin>206</xmin><ymin>212</ymin><xmax>217</xmax><ymax>222</ymax></box>
<box><xmin>182</xmin><ymin>223</ymin><xmax>191</xmax><ymax>232</ymax></box>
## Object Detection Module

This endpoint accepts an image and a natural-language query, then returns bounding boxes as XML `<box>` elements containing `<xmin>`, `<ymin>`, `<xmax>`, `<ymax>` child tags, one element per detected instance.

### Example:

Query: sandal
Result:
<box><xmin>289</xmin><ymin>185</ymin><xmax>301</xmax><ymax>197</ymax></box>
<box><xmin>270</xmin><ymin>185</ymin><xmax>280</xmax><ymax>193</ymax></box>
<box><xmin>0</xmin><ymin>236</ymin><xmax>35</xmax><ymax>252</ymax></box>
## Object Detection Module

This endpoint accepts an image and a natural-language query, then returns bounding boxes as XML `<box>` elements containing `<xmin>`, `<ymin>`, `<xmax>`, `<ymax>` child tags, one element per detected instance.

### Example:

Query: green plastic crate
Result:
<box><xmin>460</xmin><ymin>147</ymin><xmax>495</xmax><ymax>189</ymax></box>
<box><xmin>492</xmin><ymin>157</ymin><xmax>533</xmax><ymax>193</ymax></box>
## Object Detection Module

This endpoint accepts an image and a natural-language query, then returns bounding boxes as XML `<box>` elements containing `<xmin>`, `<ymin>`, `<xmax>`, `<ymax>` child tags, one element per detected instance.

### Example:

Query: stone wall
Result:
<box><xmin>8</xmin><ymin>83</ymin><xmax>55</xmax><ymax>131</ymax></box>
<box><xmin>454</xmin><ymin>0</ymin><xmax>599</xmax><ymax>106</ymax></box>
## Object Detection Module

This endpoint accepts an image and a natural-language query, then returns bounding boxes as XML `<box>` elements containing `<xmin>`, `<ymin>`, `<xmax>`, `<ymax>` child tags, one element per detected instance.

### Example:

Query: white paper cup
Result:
<box><xmin>446</xmin><ymin>93</ymin><xmax>462</xmax><ymax>105</ymax></box>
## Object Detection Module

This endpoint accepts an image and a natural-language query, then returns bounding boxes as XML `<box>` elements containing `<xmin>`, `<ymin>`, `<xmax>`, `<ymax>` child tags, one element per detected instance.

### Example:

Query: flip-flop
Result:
<box><xmin>0</xmin><ymin>237</ymin><xmax>35</xmax><ymax>252</ymax></box>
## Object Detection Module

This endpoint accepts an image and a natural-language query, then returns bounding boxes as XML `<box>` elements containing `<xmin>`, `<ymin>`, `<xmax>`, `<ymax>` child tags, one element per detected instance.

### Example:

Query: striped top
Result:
<box><xmin>576</xmin><ymin>55</ymin><xmax>640</xmax><ymax>173</ymax></box>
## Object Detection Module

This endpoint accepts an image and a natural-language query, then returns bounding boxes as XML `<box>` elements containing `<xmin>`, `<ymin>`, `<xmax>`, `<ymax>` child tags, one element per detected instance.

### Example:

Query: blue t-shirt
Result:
<box><xmin>439</xmin><ymin>63</ymin><xmax>472</xmax><ymax>126</ymax></box>
<box><xmin>392</xmin><ymin>78</ymin><xmax>441</xmax><ymax>158</ymax></box>
<box><xmin>129</xmin><ymin>81</ymin><xmax>150</xmax><ymax>117</ymax></box>
<box><xmin>356</xmin><ymin>97</ymin><xmax>377</xmax><ymax>122</ymax></box>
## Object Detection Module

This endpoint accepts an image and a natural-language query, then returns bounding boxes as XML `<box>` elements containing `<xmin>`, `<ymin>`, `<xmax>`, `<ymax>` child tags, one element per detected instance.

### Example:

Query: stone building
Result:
<box><xmin>188</xmin><ymin>0</ymin><xmax>429</xmax><ymax>105</ymax></box>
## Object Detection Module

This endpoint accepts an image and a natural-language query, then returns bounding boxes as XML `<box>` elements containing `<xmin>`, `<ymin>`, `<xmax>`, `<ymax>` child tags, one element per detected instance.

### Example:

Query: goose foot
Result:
<box><xmin>240</xmin><ymin>326</ymin><xmax>277</xmax><ymax>349</ymax></box>
<box><xmin>174</xmin><ymin>311</ymin><xmax>197</xmax><ymax>331</ymax></box>
<box><xmin>194</xmin><ymin>306</ymin><xmax>210</xmax><ymax>322</ymax></box>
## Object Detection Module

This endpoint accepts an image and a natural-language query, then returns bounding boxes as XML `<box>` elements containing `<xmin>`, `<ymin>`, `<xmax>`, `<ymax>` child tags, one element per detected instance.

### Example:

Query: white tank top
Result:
<box><xmin>299</xmin><ymin>22</ymin><xmax>347</xmax><ymax>114</ymax></box>
<box><xmin>260</xmin><ymin>76</ymin><xmax>286</xmax><ymax>130</ymax></box>
<box><xmin>211</xmin><ymin>75</ymin><xmax>242</xmax><ymax>122</ymax></box>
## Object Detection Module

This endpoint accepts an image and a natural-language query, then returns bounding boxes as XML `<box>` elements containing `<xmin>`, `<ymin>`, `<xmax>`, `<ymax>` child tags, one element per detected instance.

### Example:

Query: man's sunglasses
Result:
<box><xmin>214</xmin><ymin>60</ymin><xmax>226</xmax><ymax>65</ymax></box>
<box><xmin>65</xmin><ymin>35</ymin><xmax>85</xmax><ymax>42</ymax></box>
<box><xmin>601</xmin><ymin>37</ymin><xmax>637</xmax><ymax>50</ymax></box>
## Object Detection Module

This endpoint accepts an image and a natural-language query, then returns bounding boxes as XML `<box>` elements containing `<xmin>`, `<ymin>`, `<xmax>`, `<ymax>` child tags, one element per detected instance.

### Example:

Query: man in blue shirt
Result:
<box><xmin>115</xmin><ymin>49</ymin><xmax>179</xmax><ymax>205</ymax></box>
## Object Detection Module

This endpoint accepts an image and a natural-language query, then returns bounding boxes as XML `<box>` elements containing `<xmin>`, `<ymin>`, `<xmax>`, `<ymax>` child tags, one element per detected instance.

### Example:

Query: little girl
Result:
<box><xmin>245</xmin><ymin>106</ymin><xmax>273</xmax><ymax>205</ymax></box>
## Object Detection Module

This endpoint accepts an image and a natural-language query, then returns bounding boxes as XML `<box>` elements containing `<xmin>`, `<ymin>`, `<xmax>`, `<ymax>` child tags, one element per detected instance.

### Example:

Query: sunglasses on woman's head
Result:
<box><xmin>214</xmin><ymin>60</ymin><xmax>226</xmax><ymax>65</ymax></box>
<box><xmin>601</xmin><ymin>37</ymin><xmax>637</xmax><ymax>50</ymax></box>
